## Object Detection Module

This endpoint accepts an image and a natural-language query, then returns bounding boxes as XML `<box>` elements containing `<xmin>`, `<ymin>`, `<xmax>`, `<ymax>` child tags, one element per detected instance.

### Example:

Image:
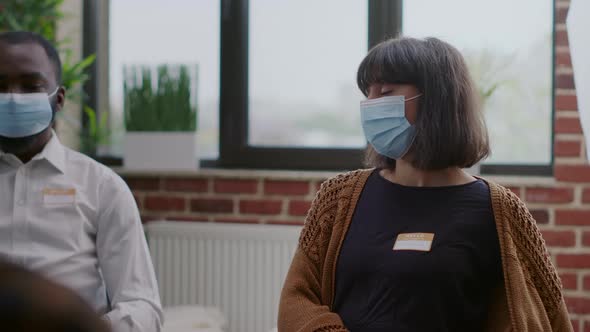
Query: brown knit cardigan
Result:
<box><xmin>278</xmin><ymin>169</ymin><xmax>573</xmax><ymax>332</ymax></box>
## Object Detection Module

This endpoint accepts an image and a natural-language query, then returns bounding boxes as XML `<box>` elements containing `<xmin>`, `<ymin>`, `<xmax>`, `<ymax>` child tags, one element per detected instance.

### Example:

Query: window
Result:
<box><xmin>216</xmin><ymin>0</ymin><xmax>399</xmax><ymax>170</ymax></box>
<box><xmin>248</xmin><ymin>0</ymin><xmax>367</xmax><ymax>148</ymax></box>
<box><xmin>87</xmin><ymin>0</ymin><xmax>554</xmax><ymax>174</ymax></box>
<box><xmin>106</xmin><ymin>0</ymin><xmax>220</xmax><ymax>160</ymax></box>
<box><xmin>403</xmin><ymin>0</ymin><xmax>554</xmax><ymax>170</ymax></box>
<box><xmin>216</xmin><ymin>0</ymin><xmax>554</xmax><ymax>173</ymax></box>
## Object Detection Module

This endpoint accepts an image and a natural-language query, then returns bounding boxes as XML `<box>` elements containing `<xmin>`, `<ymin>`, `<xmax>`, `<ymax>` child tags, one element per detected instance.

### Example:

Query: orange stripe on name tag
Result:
<box><xmin>43</xmin><ymin>188</ymin><xmax>76</xmax><ymax>196</ymax></box>
<box><xmin>43</xmin><ymin>188</ymin><xmax>76</xmax><ymax>205</ymax></box>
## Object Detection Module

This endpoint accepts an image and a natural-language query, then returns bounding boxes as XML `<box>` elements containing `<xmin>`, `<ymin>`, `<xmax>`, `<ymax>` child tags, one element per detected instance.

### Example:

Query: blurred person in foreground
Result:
<box><xmin>0</xmin><ymin>260</ymin><xmax>110</xmax><ymax>332</ymax></box>
<box><xmin>0</xmin><ymin>31</ymin><xmax>162</xmax><ymax>332</ymax></box>
<box><xmin>278</xmin><ymin>37</ymin><xmax>572</xmax><ymax>331</ymax></box>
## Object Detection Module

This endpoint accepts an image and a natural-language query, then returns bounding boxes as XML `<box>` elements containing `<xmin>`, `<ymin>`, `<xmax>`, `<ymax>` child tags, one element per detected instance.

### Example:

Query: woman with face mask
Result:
<box><xmin>278</xmin><ymin>37</ymin><xmax>572</xmax><ymax>332</ymax></box>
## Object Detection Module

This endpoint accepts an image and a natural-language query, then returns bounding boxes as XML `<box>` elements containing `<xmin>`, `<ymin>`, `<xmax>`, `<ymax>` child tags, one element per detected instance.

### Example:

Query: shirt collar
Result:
<box><xmin>0</xmin><ymin>131</ymin><xmax>66</xmax><ymax>173</ymax></box>
<box><xmin>33</xmin><ymin>131</ymin><xmax>66</xmax><ymax>173</ymax></box>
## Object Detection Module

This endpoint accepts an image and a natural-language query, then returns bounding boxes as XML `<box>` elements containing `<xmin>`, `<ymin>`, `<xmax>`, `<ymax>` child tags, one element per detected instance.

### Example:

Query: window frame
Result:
<box><xmin>211</xmin><ymin>0</ymin><xmax>399</xmax><ymax>171</ymax></box>
<box><xmin>212</xmin><ymin>0</ymin><xmax>556</xmax><ymax>174</ymax></box>
<box><xmin>83</xmin><ymin>0</ymin><xmax>116</xmax><ymax>164</ymax></box>
<box><xmin>88</xmin><ymin>0</ymin><xmax>555</xmax><ymax>175</ymax></box>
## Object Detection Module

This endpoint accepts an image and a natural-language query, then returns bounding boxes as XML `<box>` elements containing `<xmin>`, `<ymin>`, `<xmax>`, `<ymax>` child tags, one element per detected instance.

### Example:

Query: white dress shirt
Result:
<box><xmin>0</xmin><ymin>133</ymin><xmax>163</xmax><ymax>332</ymax></box>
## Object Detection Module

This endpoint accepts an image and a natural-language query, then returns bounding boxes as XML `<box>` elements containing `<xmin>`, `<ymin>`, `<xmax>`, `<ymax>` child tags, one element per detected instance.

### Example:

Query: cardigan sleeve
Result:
<box><xmin>278</xmin><ymin>178</ymin><xmax>349</xmax><ymax>332</ymax></box>
<box><xmin>551</xmin><ymin>298</ymin><xmax>574</xmax><ymax>332</ymax></box>
<box><xmin>497</xmin><ymin>186</ymin><xmax>574</xmax><ymax>332</ymax></box>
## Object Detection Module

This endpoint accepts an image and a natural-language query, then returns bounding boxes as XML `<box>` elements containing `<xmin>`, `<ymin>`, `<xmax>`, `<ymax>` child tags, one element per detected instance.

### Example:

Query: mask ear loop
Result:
<box><xmin>396</xmin><ymin>93</ymin><xmax>422</xmax><ymax>159</ymax></box>
<box><xmin>405</xmin><ymin>93</ymin><xmax>422</xmax><ymax>102</ymax></box>
<box><xmin>47</xmin><ymin>87</ymin><xmax>60</xmax><ymax>98</ymax></box>
<box><xmin>47</xmin><ymin>87</ymin><xmax>61</xmax><ymax>123</ymax></box>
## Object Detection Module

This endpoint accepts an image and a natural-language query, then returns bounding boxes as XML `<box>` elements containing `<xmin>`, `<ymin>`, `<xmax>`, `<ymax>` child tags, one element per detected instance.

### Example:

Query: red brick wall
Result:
<box><xmin>126</xmin><ymin>173</ymin><xmax>322</xmax><ymax>225</ymax></box>
<box><xmin>123</xmin><ymin>0</ymin><xmax>590</xmax><ymax>329</ymax></box>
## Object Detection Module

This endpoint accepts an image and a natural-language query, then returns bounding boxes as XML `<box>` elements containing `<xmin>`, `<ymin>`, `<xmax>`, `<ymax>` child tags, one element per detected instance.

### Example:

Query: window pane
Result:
<box><xmin>404</xmin><ymin>0</ymin><xmax>553</xmax><ymax>164</ymax></box>
<box><xmin>109</xmin><ymin>0</ymin><xmax>219</xmax><ymax>159</ymax></box>
<box><xmin>248</xmin><ymin>0</ymin><xmax>368</xmax><ymax>148</ymax></box>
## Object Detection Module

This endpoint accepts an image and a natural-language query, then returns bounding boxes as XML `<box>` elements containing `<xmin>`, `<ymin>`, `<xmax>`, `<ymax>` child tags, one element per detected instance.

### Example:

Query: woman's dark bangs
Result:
<box><xmin>357</xmin><ymin>48</ymin><xmax>384</xmax><ymax>95</ymax></box>
<box><xmin>357</xmin><ymin>41</ymin><xmax>418</xmax><ymax>95</ymax></box>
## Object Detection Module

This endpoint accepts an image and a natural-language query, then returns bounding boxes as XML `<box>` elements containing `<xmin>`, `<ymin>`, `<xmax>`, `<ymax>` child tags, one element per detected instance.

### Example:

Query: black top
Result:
<box><xmin>333</xmin><ymin>169</ymin><xmax>502</xmax><ymax>332</ymax></box>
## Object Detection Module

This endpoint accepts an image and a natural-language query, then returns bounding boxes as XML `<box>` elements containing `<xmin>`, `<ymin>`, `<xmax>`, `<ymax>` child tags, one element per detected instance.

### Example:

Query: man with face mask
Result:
<box><xmin>0</xmin><ymin>31</ymin><xmax>163</xmax><ymax>332</ymax></box>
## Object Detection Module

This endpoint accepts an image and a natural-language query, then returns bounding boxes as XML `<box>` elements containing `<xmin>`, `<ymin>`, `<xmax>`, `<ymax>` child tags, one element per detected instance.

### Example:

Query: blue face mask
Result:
<box><xmin>0</xmin><ymin>88</ymin><xmax>58</xmax><ymax>138</ymax></box>
<box><xmin>360</xmin><ymin>94</ymin><xmax>421</xmax><ymax>159</ymax></box>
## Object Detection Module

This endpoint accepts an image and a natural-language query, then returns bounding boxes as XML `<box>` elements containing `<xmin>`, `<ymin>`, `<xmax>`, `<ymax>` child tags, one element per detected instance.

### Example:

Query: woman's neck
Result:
<box><xmin>380</xmin><ymin>159</ymin><xmax>475</xmax><ymax>187</ymax></box>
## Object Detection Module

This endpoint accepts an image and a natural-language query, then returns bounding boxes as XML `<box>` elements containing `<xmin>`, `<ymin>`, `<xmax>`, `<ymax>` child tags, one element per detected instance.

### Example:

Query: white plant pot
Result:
<box><xmin>124</xmin><ymin>132</ymin><xmax>198</xmax><ymax>171</ymax></box>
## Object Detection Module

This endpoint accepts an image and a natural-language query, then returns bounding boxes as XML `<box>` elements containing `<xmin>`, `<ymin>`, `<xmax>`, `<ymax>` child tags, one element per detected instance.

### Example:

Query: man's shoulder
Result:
<box><xmin>63</xmin><ymin>148</ymin><xmax>127</xmax><ymax>190</ymax></box>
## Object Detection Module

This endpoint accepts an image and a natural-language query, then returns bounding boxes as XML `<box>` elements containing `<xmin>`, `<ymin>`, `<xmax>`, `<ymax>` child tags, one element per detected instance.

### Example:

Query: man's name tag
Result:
<box><xmin>43</xmin><ymin>188</ymin><xmax>76</xmax><ymax>205</ymax></box>
<box><xmin>393</xmin><ymin>233</ymin><xmax>435</xmax><ymax>252</ymax></box>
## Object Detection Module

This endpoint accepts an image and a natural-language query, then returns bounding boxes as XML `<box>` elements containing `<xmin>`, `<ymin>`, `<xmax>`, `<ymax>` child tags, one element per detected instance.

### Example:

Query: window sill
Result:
<box><xmin>112</xmin><ymin>166</ymin><xmax>340</xmax><ymax>181</ymax></box>
<box><xmin>112</xmin><ymin>166</ymin><xmax>556</xmax><ymax>186</ymax></box>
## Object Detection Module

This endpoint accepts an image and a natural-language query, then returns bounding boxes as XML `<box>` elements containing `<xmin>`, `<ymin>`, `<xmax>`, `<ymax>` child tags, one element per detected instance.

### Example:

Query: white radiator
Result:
<box><xmin>145</xmin><ymin>221</ymin><xmax>301</xmax><ymax>332</ymax></box>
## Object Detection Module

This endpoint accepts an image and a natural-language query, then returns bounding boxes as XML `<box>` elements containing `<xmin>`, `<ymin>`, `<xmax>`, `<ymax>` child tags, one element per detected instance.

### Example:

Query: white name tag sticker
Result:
<box><xmin>43</xmin><ymin>188</ymin><xmax>76</xmax><ymax>205</ymax></box>
<box><xmin>393</xmin><ymin>233</ymin><xmax>435</xmax><ymax>252</ymax></box>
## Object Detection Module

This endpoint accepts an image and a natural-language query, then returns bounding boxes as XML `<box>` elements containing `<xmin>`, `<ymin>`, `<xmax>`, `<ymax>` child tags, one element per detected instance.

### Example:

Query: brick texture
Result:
<box><xmin>557</xmin><ymin>254</ymin><xmax>590</xmax><ymax>269</ymax></box>
<box><xmin>555</xmin><ymin>140</ymin><xmax>582</xmax><ymax>157</ymax></box>
<box><xmin>556</xmin><ymin>95</ymin><xmax>578</xmax><ymax>110</ymax></box>
<box><xmin>556</xmin><ymin>73</ymin><xmax>575</xmax><ymax>89</ymax></box>
<box><xmin>167</xmin><ymin>215</ymin><xmax>208</xmax><ymax>222</ymax></box>
<box><xmin>556</xmin><ymin>210</ymin><xmax>590</xmax><ymax>226</ymax></box>
<box><xmin>163</xmin><ymin>178</ymin><xmax>208</xmax><ymax>192</ymax></box>
<box><xmin>530</xmin><ymin>210</ymin><xmax>550</xmax><ymax>225</ymax></box>
<box><xmin>526</xmin><ymin>187</ymin><xmax>574</xmax><ymax>203</ymax></box>
<box><xmin>144</xmin><ymin>195</ymin><xmax>185</xmax><ymax>212</ymax></box>
<box><xmin>124</xmin><ymin>177</ymin><xmax>160</xmax><ymax>191</ymax></box>
<box><xmin>213</xmin><ymin>217</ymin><xmax>259</xmax><ymax>224</ymax></box>
<box><xmin>542</xmin><ymin>230</ymin><xmax>576</xmax><ymax>247</ymax></box>
<box><xmin>556</xmin><ymin>7</ymin><xmax>568</xmax><ymax>24</ymax></box>
<box><xmin>556</xmin><ymin>52</ymin><xmax>572</xmax><ymax>68</ymax></box>
<box><xmin>556</xmin><ymin>30</ymin><xmax>569</xmax><ymax>47</ymax></box>
<box><xmin>566</xmin><ymin>296</ymin><xmax>590</xmax><ymax>314</ymax></box>
<box><xmin>264</xmin><ymin>180</ymin><xmax>310</xmax><ymax>196</ymax></box>
<box><xmin>506</xmin><ymin>186</ymin><xmax>522</xmax><ymax>198</ymax></box>
<box><xmin>239</xmin><ymin>200</ymin><xmax>282</xmax><ymax>215</ymax></box>
<box><xmin>214</xmin><ymin>179</ymin><xmax>258</xmax><ymax>194</ymax></box>
<box><xmin>555</xmin><ymin>165</ymin><xmax>590</xmax><ymax>182</ymax></box>
<box><xmin>288</xmin><ymin>200</ymin><xmax>312</xmax><ymax>217</ymax></box>
<box><xmin>267</xmin><ymin>219</ymin><xmax>306</xmax><ymax>226</ymax></box>
<box><xmin>555</xmin><ymin>117</ymin><xmax>583</xmax><ymax>134</ymax></box>
<box><xmin>191</xmin><ymin>198</ymin><xmax>233</xmax><ymax>213</ymax></box>
<box><xmin>560</xmin><ymin>272</ymin><xmax>578</xmax><ymax>290</ymax></box>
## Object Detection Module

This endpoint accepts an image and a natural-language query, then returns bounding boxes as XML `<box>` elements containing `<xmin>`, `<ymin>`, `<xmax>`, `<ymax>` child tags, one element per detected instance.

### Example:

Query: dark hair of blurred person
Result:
<box><xmin>0</xmin><ymin>261</ymin><xmax>110</xmax><ymax>332</ymax></box>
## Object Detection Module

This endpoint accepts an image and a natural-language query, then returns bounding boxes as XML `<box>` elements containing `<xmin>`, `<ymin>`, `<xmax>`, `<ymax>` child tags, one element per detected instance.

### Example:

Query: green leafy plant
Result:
<box><xmin>0</xmin><ymin>0</ymin><xmax>62</xmax><ymax>40</ymax></box>
<box><xmin>80</xmin><ymin>106</ymin><xmax>110</xmax><ymax>154</ymax></box>
<box><xmin>124</xmin><ymin>65</ymin><xmax>198</xmax><ymax>132</ymax></box>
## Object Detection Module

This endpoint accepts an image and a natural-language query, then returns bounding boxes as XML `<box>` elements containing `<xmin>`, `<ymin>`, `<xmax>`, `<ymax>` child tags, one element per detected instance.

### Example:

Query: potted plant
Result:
<box><xmin>123</xmin><ymin>64</ymin><xmax>199</xmax><ymax>170</ymax></box>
